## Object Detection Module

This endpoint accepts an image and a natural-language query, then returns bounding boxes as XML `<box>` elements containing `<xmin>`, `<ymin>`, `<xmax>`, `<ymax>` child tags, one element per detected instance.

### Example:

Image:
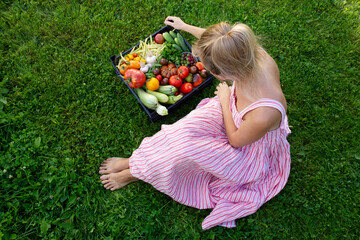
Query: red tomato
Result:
<box><xmin>169</xmin><ymin>75</ymin><xmax>182</xmax><ymax>88</ymax></box>
<box><xmin>133</xmin><ymin>53</ymin><xmax>138</xmax><ymax>58</ymax></box>
<box><xmin>192</xmin><ymin>73</ymin><xmax>203</xmax><ymax>88</ymax></box>
<box><xmin>156</xmin><ymin>74</ymin><xmax>163</xmax><ymax>81</ymax></box>
<box><xmin>180</xmin><ymin>82</ymin><xmax>193</xmax><ymax>94</ymax></box>
<box><xmin>124</xmin><ymin>69</ymin><xmax>146</xmax><ymax>88</ymax></box>
<box><xmin>177</xmin><ymin>66</ymin><xmax>189</xmax><ymax>79</ymax></box>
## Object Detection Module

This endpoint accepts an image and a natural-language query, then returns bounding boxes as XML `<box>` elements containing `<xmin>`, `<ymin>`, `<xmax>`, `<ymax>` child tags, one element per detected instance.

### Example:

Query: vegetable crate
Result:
<box><xmin>110</xmin><ymin>25</ymin><xmax>214</xmax><ymax>122</ymax></box>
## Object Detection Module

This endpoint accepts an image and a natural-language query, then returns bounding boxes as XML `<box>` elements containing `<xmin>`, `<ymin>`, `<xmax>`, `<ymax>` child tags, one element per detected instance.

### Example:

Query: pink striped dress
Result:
<box><xmin>129</xmin><ymin>82</ymin><xmax>291</xmax><ymax>230</ymax></box>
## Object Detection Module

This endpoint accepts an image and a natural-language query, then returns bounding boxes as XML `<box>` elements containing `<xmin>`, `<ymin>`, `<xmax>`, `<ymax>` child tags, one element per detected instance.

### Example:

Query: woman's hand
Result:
<box><xmin>214</xmin><ymin>82</ymin><xmax>231</xmax><ymax>108</ymax></box>
<box><xmin>164</xmin><ymin>16</ymin><xmax>187</xmax><ymax>30</ymax></box>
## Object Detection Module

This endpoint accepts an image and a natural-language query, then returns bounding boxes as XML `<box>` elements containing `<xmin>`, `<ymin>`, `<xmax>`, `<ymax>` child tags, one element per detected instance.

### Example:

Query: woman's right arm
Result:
<box><xmin>164</xmin><ymin>16</ymin><xmax>206</xmax><ymax>39</ymax></box>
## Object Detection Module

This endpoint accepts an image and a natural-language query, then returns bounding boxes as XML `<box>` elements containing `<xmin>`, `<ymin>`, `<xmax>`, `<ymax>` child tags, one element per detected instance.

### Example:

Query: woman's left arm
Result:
<box><xmin>215</xmin><ymin>82</ymin><xmax>281</xmax><ymax>148</ymax></box>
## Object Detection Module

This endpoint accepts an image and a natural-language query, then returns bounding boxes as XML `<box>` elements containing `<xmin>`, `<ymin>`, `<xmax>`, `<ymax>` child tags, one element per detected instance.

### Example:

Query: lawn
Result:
<box><xmin>0</xmin><ymin>0</ymin><xmax>359</xmax><ymax>239</ymax></box>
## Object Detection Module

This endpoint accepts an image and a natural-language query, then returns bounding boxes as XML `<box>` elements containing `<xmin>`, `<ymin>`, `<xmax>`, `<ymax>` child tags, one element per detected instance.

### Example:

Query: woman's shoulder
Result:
<box><xmin>256</xmin><ymin>51</ymin><xmax>287</xmax><ymax>110</ymax></box>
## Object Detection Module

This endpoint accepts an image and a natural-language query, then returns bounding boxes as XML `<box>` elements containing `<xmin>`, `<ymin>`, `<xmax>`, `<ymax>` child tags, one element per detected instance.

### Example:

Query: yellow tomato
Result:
<box><xmin>140</xmin><ymin>59</ymin><xmax>146</xmax><ymax>63</ymax></box>
<box><xmin>127</xmin><ymin>54</ymin><xmax>134</xmax><ymax>60</ymax></box>
<box><xmin>146</xmin><ymin>78</ymin><xmax>160</xmax><ymax>91</ymax></box>
<box><xmin>134</xmin><ymin>57</ymin><xmax>141</xmax><ymax>61</ymax></box>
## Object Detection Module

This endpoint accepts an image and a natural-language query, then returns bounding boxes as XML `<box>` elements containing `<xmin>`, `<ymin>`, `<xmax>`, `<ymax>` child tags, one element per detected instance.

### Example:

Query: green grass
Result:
<box><xmin>1</xmin><ymin>0</ymin><xmax>359</xmax><ymax>239</ymax></box>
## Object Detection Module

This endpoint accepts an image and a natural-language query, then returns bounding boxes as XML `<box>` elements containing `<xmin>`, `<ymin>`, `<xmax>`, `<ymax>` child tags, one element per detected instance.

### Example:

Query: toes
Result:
<box><xmin>100</xmin><ymin>174</ymin><xmax>110</xmax><ymax>180</ymax></box>
<box><xmin>104</xmin><ymin>183</ymin><xmax>112</xmax><ymax>189</ymax></box>
<box><xmin>101</xmin><ymin>180</ymin><xmax>110</xmax><ymax>184</ymax></box>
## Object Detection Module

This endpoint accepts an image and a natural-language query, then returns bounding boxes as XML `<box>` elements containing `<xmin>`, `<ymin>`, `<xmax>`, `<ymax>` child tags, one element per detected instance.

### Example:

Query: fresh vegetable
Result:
<box><xmin>160</xmin><ymin>58</ymin><xmax>169</xmax><ymax>65</ymax></box>
<box><xmin>160</xmin><ymin>41</ymin><xmax>182</xmax><ymax>64</ymax></box>
<box><xmin>119</xmin><ymin>64</ymin><xmax>128</xmax><ymax>75</ymax></box>
<box><xmin>154</xmin><ymin>33</ymin><xmax>165</xmax><ymax>44</ymax></box>
<box><xmin>158</xmin><ymin>85</ymin><xmax>177</xmax><ymax>95</ymax></box>
<box><xmin>200</xmin><ymin>69</ymin><xmax>207</xmax><ymax>78</ymax></box>
<box><xmin>162</xmin><ymin>32</ymin><xmax>174</xmax><ymax>43</ymax></box>
<box><xmin>174</xmin><ymin>37</ymin><xmax>180</xmax><ymax>46</ymax></box>
<box><xmin>172</xmin><ymin>44</ymin><xmax>183</xmax><ymax>52</ymax></box>
<box><xmin>155</xmin><ymin>74</ymin><xmax>162</xmax><ymax>81</ymax></box>
<box><xmin>169</xmin><ymin>30</ymin><xmax>177</xmax><ymax>39</ymax></box>
<box><xmin>146</xmin><ymin>89</ymin><xmax>169</xmax><ymax>103</ymax></box>
<box><xmin>185</xmin><ymin>73</ymin><xmax>193</xmax><ymax>83</ymax></box>
<box><xmin>160</xmin><ymin>64</ymin><xmax>177</xmax><ymax>78</ymax></box>
<box><xmin>124</xmin><ymin>69</ymin><xmax>146</xmax><ymax>88</ymax></box>
<box><xmin>177</xmin><ymin>33</ymin><xmax>190</xmax><ymax>52</ymax></box>
<box><xmin>134</xmin><ymin>87</ymin><xmax>158</xmax><ymax>109</ymax></box>
<box><xmin>179</xmin><ymin>52</ymin><xmax>197</xmax><ymax>67</ymax></box>
<box><xmin>134</xmin><ymin>88</ymin><xmax>168</xmax><ymax>116</ymax></box>
<box><xmin>180</xmin><ymin>82</ymin><xmax>193</xmax><ymax>94</ymax></box>
<box><xmin>161</xmin><ymin>78</ymin><xmax>169</xmax><ymax>85</ymax></box>
<box><xmin>166</xmin><ymin>94</ymin><xmax>183</xmax><ymax>104</ymax></box>
<box><xmin>177</xmin><ymin>66</ymin><xmax>189</xmax><ymax>79</ymax></box>
<box><xmin>169</xmin><ymin>75</ymin><xmax>183</xmax><ymax>88</ymax></box>
<box><xmin>168</xmin><ymin>63</ymin><xmax>176</xmax><ymax>69</ymax></box>
<box><xmin>140</xmin><ymin>64</ymin><xmax>149</xmax><ymax>73</ymax></box>
<box><xmin>127</xmin><ymin>60</ymin><xmax>141</xmax><ymax>70</ymax></box>
<box><xmin>189</xmin><ymin>65</ymin><xmax>197</xmax><ymax>74</ymax></box>
<box><xmin>153</xmin><ymin>68</ymin><xmax>160</xmax><ymax>75</ymax></box>
<box><xmin>155</xmin><ymin>104</ymin><xmax>168</xmax><ymax>116</ymax></box>
<box><xmin>146</xmin><ymin>55</ymin><xmax>157</xmax><ymax>64</ymax></box>
<box><xmin>192</xmin><ymin>73</ymin><xmax>203</xmax><ymax>88</ymax></box>
<box><xmin>146</xmin><ymin>77</ymin><xmax>160</xmax><ymax>91</ymax></box>
<box><xmin>195</xmin><ymin>62</ymin><xmax>205</xmax><ymax>71</ymax></box>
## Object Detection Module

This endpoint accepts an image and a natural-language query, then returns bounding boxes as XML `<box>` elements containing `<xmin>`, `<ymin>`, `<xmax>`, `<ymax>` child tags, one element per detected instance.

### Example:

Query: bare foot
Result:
<box><xmin>100</xmin><ymin>169</ymin><xmax>138</xmax><ymax>191</ymax></box>
<box><xmin>99</xmin><ymin>157</ymin><xmax>129</xmax><ymax>174</ymax></box>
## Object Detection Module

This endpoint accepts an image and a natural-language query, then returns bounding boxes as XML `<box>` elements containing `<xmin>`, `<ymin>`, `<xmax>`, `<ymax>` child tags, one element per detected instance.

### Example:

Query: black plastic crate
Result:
<box><xmin>110</xmin><ymin>25</ymin><xmax>214</xmax><ymax>122</ymax></box>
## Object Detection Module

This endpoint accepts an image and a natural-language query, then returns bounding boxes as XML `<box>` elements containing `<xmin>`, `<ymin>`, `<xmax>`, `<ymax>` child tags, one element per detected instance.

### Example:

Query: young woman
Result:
<box><xmin>99</xmin><ymin>16</ymin><xmax>291</xmax><ymax>230</ymax></box>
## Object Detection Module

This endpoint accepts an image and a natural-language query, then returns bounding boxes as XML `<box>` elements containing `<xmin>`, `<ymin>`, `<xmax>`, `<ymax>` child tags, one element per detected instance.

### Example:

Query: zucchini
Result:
<box><xmin>169</xmin><ymin>30</ymin><xmax>177</xmax><ymax>39</ymax></box>
<box><xmin>174</xmin><ymin>37</ymin><xmax>179</xmax><ymax>45</ymax></box>
<box><xmin>134</xmin><ymin>87</ymin><xmax>158</xmax><ymax>110</ymax></box>
<box><xmin>146</xmin><ymin>89</ymin><xmax>169</xmax><ymax>103</ymax></box>
<box><xmin>172</xmin><ymin>44</ymin><xmax>183</xmax><ymax>52</ymax></box>
<box><xmin>177</xmin><ymin>33</ymin><xmax>190</xmax><ymax>52</ymax></box>
<box><xmin>163</xmin><ymin>32</ymin><xmax>174</xmax><ymax>43</ymax></box>
<box><xmin>166</xmin><ymin>95</ymin><xmax>183</xmax><ymax>104</ymax></box>
<box><xmin>155</xmin><ymin>104</ymin><xmax>168</xmax><ymax>116</ymax></box>
<box><xmin>158</xmin><ymin>85</ymin><xmax>177</xmax><ymax>95</ymax></box>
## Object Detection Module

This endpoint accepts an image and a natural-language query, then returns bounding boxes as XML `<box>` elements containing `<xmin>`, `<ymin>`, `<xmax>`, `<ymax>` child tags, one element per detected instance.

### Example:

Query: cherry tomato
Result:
<box><xmin>156</xmin><ymin>74</ymin><xmax>163</xmax><ymax>81</ymax></box>
<box><xmin>133</xmin><ymin>53</ymin><xmax>138</xmax><ymax>58</ymax></box>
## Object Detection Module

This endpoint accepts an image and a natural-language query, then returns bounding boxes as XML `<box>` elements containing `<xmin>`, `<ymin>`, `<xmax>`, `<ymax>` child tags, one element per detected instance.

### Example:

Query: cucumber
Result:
<box><xmin>177</xmin><ymin>33</ymin><xmax>190</xmax><ymax>52</ymax></box>
<box><xmin>174</xmin><ymin>37</ymin><xmax>179</xmax><ymax>45</ymax></box>
<box><xmin>163</xmin><ymin>32</ymin><xmax>174</xmax><ymax>43</ymax></box>
<box><xmin>169</xmin><ymin>30</ymin><xmax>177</xmax><ymax>39</ymax></box>
<box><xmin>172</xmin><ymin>44</ymin><xmax>183</xmax><ymax>52</ymax></box>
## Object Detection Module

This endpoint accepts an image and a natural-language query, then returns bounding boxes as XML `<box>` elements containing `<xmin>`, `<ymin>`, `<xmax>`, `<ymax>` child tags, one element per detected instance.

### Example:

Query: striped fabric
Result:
<box><xmin>129</xmin><ymin>82</ymin><xmax>291</xmax><ymax>230</ymax></box>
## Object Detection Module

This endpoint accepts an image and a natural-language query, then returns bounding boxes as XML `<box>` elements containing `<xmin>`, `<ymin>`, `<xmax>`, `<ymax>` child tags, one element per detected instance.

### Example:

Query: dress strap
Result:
<box><xmin>239</xmin><ymin>98</ymin><xmax>286</xmax><ymax>126</ymax></box>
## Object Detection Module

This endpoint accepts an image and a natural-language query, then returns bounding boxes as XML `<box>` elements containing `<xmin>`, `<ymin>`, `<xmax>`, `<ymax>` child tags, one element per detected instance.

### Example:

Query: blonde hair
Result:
<box><xmin>193</xmin><ymin>22</ymin><xmax>263</xmax><ymax>84</ymax></box>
